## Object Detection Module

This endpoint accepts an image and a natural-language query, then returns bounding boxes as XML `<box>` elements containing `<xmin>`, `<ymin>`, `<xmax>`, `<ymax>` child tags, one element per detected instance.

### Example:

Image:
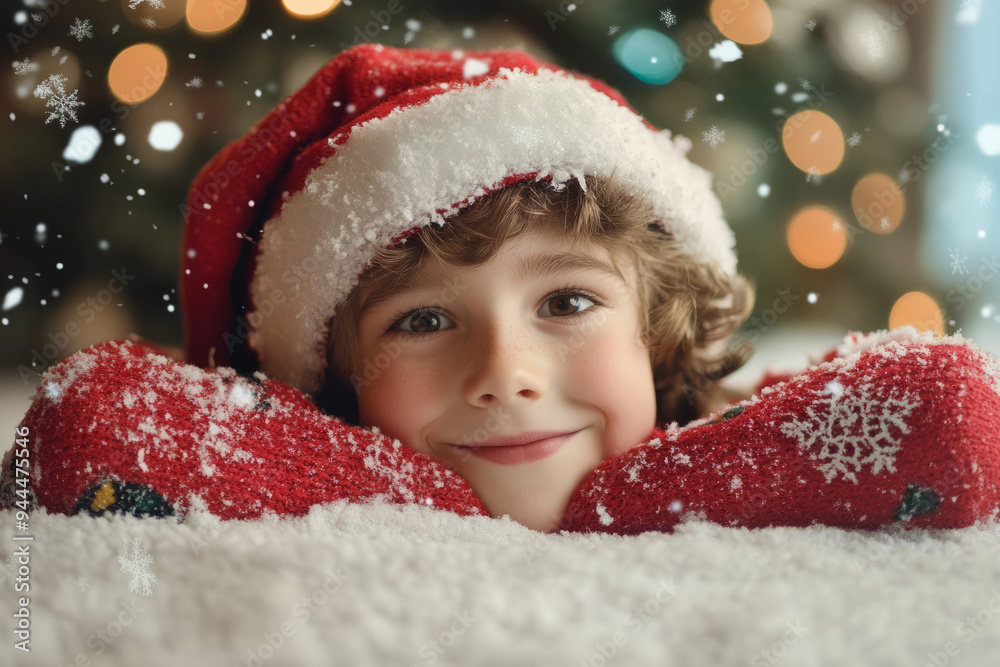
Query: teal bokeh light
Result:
<box><xmin>612</xmin><ymin>28</ymin><xmax>684</xmax><ymax>85</ymax></box>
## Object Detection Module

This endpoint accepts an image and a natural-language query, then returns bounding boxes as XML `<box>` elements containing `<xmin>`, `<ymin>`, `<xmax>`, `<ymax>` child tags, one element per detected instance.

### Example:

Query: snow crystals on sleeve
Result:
<box><xmin>595</xmin><ymin>503</ymin><xmax>614</xmax><ymax>526</ymax></box>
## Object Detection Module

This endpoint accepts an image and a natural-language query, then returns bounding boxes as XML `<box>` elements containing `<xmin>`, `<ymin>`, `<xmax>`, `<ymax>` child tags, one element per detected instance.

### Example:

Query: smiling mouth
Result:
<box><xmin>450</xmin><ymin>431</ymin><xmax>580</xmax><ymax>465</ymax></box>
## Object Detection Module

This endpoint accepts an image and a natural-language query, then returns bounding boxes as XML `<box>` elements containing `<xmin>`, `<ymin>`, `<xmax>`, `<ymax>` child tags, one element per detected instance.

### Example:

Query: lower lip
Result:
<box><xmin>454</xmin><ymin>432</ymin><xmax>577</xmax><ymax>465</ymax></box>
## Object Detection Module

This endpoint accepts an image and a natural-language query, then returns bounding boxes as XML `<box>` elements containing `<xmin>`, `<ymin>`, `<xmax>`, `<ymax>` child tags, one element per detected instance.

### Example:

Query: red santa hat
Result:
<box><xmin>180</xmin><ymin>44</ymin><xmax>739</xmax><ymax>396</ymax></box>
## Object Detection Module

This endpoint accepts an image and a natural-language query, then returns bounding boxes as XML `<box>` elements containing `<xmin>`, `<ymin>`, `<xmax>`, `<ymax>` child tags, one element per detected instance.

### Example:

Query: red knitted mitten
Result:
<box><xmin>1</xmin><ymin>339</ymin><xmax>487</xmax><ymax>520</ymax></box>
<box><xmin>560</xmin><ymin>331</ymin><xmax>1000</xmax><ymax>534</ymax></box>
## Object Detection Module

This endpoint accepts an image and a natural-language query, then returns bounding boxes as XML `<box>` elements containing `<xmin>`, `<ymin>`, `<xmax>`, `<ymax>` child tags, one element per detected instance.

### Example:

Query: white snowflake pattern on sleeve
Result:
<box><xmin>780</xmin><ymin>377</ymin><xmax>921</xmax><ymax>484</ymax></box>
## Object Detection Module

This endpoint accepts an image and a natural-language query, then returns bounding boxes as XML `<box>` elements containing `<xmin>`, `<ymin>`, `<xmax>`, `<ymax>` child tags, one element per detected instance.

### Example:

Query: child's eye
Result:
<box><xmin>538</xmin><ymin>289</ymin><xmax>600</xmax><ymax>318</ymax></box>
<box><xmin>386</xmin><ymin>288</ymin><xmax>603</xmax><ymax>336</ymax></box>
<box><xmin>391</xmin><ymin>309</ymin><xmax>454</xmax><ymax>335</ymax></box>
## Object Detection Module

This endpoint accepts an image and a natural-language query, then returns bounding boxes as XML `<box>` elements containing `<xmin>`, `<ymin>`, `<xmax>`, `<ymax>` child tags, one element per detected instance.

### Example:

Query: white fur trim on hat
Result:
<box><xmin>248</xmin><ymin>66</ymin><xmax>737</xmax><ymax>395</ymax></box>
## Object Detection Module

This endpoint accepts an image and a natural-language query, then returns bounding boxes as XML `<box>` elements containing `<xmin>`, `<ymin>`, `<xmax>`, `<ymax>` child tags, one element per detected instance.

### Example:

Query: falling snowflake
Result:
<box><xmin>118</xmin><ymin>538</ymin><xmax>157</xmax><ymax>597</ymax></box>
<box><xmin>186</xmin><ymin>77</ymin><xmax>204</xmax><ymax>89</ymax></box>
<box><xmin>805</xmin><ymin>166</ymin><xmax>823</xmax><ymax>184</ymax></box>
<box><xmin>949</xmin><ymin>248</ymin><xmax>969</xmax><ymax>276</ymax></box>
<box><xmin>847</xmin><ymin>131</ymin><xmax>862</xmax><ymax>147</ymax></box>
<box><xmin>974</xmin><ymin>175</ymin><xmax>994</xmax><ymax>208</ymax></box>
<box><xmin>59</xmin><ymin>55</ymin><xmax>68</xmax><ymax>65</ymax></box>
<box><xmin>68</xmin><ymin>17</ymin><xmax>93</xmax><ymax>42</ymax></box>
<box><xmin>859</xmin><ymin>27</ymin><xmax>885</xmax><ymax>62</ymax></box>
<box><xmin>684</xmin><ymin>106</ymin><xmax>696</xmax><ymax>122</ymax></box>
<box><xmin>702</xmin><ymin>125</ymin><xmax>725</xmax><ymax>148</ymax></box>
<box><xmin>33</xmin><ymin>74</ymin><xmax>84</xmax><ymax>128</ymax></box>
<box><xmin>805</xmin><ymin>19</ymin><xmax>817</xmax><ymax>31</ymax></box>
<box><xmin>879</xmin><ymin>216</ymin><xmax>891</xmax><ymax>230</ymax></box>
<box><xmin>780</xmin><ymin>377</ymin><xmax>921</xmax><ymax>483</ymax></box>
<box><xmin>141</xmin><ymin>17</ymin><xmax>157</xmax><ymax>28</ymax></box>
<box><xmin>31</xmin><ymin>13</ymin><xmax>43</xmax><ymax>23</ymax></box>
<box><xmin>129</xmin><ymin>0</ymin><xmax>166</xmax><ymax>8</ymax></box>
<box><xmin>799</xmin><ymin>78</ymin><xmax>812</xmax><ymax>91</ymax></box>
<box><xmin>215</xmin><ymin>80</ymin><xmax>225</xmax><ymax>87</ymax></box>
<box><xmin>831</xmin><ymin>218</ymin><xmax>842</xmax><ymax>231</ymax></box>
<box><xmin>608</xmin><ymin>25</ymin><xmax>620</xmax><ymax>36</ymax></box>
<box><xmin>51</xmin><ymin>46</ymin><xmax>60</xmax><ymax>56</ymax></box>
<box><xmin>195</xmin><ymin>111</ymin><xmax>205</xmax><ymax>120</ymax></box>
<box><xmin>659</xmin><ymin>9</ymin><xmax>677</xmax><ymax>27</ymax></box>
<box><xmin>13</xmin><ymin>59</ymin><xmax>31</xmax><ymax>76</ymax></box>
<box><xmin>810</xmin><ymin>130</ymin><xmax>822</xmax><ymax>142</ymax></box>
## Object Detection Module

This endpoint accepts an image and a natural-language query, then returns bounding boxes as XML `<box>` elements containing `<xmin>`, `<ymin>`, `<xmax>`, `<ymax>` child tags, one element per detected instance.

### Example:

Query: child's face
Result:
<box><xmin>351</xmin><ymin>227</ymin><xmax>657</xmax><ymax>532</ymax></box>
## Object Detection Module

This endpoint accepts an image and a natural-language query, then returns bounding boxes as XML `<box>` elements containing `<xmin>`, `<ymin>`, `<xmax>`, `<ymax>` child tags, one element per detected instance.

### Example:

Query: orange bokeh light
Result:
<box><xmin>108</xmin><ymin>43</ymin><xmax>168</xmax><ymax>104</ymax></box>
<box><xmin>709</xmin><ymin>0</ymin><xmax>773</xmax><ymax>45</ymax></box>
<box><xmin>852</xmin><ymin>173</ymin><xmax>905</xmax><ymax>234</ymax></box>
<box><xmin>782</xmin><ymin>110</ymin><xmax>845</xmax><ymax>176</ymax></box>
<box><xmin>786</xmin><ymin>206</ymin><xmax>848</xmax><ymax>269</ymax></box>
<box><xmin>186</xmin><ymin>0</ymin><xmax>247</xmax><ymax>34</ymax></box>
<box><xmin>282</xmin><ymin>0</ymin><xmax>341</xmax><ymax>18</ymax></box>
<box><xmin>889</xmin><ymin>292</ymin><xmax>943</xmax><ymax>337</ymax></box>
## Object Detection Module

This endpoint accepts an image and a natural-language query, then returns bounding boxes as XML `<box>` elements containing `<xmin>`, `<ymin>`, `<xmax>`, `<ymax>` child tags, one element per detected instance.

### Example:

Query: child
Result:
<box><xmin>180</xmin><ymin>44</ymin><xmax>755</xmax><ymax>531</ymax></box>
<box><xmin>8</xmin><ymin>45</ymin><xmax>999</xmax><ymax>535</ymax></box>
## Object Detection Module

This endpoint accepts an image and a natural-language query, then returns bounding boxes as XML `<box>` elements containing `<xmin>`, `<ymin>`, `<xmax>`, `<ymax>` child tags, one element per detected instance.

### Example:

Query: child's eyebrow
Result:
<box><xmin>359</xmin><ymin>252</ymin><xmax>625</xmax><ymax>319</ymax></box>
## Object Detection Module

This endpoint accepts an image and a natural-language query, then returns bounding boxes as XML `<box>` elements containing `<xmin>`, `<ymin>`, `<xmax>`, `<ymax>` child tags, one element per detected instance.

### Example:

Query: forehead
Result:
<box><xmin>358</xmin><ymin>230</ymin><xmax>633</xmax><ymax>317</ymax></box>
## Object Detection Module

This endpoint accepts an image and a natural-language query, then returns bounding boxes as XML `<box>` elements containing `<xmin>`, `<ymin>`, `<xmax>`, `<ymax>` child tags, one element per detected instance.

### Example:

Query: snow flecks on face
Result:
<box><xmin>668</xmin><ymin>500</ymin><xmax>683</xmax><ymax>513</ymax></box>
<box><xmin>730</xmin><ymin>476</ymin><xmax>742</xmax><ymax>490</ymax></box>
<box><xmin>595</xmin><ymin>503</ymin><xmax>614</xmax><ymax>525</ymax></box>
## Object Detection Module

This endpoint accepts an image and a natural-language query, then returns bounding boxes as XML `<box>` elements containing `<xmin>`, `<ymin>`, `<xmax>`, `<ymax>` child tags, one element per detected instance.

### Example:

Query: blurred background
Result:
<box><xmin>2</xmin><ymin>0</ymin><xmax>999</xmax><ymax>438</ymax></box>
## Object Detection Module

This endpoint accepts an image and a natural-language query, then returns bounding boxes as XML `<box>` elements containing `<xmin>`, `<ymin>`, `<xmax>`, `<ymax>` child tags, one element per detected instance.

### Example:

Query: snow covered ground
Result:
<box><xmin>2</xmin><ymin>500</ymin><xmax>999</xmax><ymax>667</ymax></box>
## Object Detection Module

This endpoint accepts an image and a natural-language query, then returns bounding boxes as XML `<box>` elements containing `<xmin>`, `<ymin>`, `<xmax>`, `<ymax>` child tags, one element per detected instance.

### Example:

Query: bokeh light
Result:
<box><xmin>63</xmin><ymin>126</ymin><xmax>102</xmax><ymax>163</ymax></box>
<box><xmin>123</xmin><ymin>0</ymin><xmax>185</xmax><ymax>30</ymax></box>
<box><xmin>827</xmin><ymin>2</ymin><xmax>908</xmax><ymax>82</ymax></box>
<box><xmin>186</xmin><ymin>0</ymin><xmax>247</xmax><ymax>35</ymax></box>
<box><xmin>889</xmin><ymin>292</ymin><xmax>943</xmax><ymax>337</ymax></box>
<box><xmin>782</xmin><ymin>110</ymin><xmax>844</xmax><ymax>175</ymax></box>
<box><xmin>108</xmin><ymin>43</ymin><xmax>168</xmax><ymax>104</ymax></box>
<box><xmin>282</xmin><ymin>0</ymin><xmax>341</xmax><ymax>19</ymax></box>
<box><xmin>851</xmin><ymin>173</ymin><xmax>905</xmax><ymax>234</ymax></box>
<box><xmin>148</xmin><ymin>121</ymin><xmax>184</xmax><ymax>151</ymax></box>
<box><xmin>709</xmin><ymin>0</ymin><xmax>773</xmax><ymax>45</ymax></box>
<box><xmin>612</xmin><ymin>29</ymin><xmax>683</xmax><ymax>85</ymax></box>
<box><xmin>786</xmin><ymin>206</ymin><xmax>847</xmax><ymax>269</ymax></box>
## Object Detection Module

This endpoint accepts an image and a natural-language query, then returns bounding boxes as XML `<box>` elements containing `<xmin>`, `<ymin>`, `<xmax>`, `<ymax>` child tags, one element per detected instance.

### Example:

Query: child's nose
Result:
<box><xmin>462</xmin><ymin>323</ymin><xmax>548</xmax><ymax>408</ymax></box>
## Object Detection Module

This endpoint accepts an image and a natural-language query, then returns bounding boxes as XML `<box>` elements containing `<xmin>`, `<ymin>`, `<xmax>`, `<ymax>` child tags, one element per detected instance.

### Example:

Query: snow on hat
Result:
<box><xmin>180</xmin><ymin>44</ymin><xmax>738</xmax><ymax>396</ymax></box>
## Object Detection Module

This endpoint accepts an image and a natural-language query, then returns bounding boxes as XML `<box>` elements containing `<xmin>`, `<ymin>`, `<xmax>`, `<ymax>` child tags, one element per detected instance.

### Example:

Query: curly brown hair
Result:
<box><xmin>316</xmin><ymin>175</ymin><xmax>756</xmax><ymax>427</ymax></box>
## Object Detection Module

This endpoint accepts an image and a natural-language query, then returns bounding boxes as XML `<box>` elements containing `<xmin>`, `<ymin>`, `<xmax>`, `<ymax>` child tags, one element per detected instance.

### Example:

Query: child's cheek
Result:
<box><xmin>355</xmin><ymin>357</ymin><xmax>442</xmax><ymax>456</ymax></box>
<box><xmin>564</xmin><ymin>326</ymin><xmax>657</xmax><ymax>459</ymax></box>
